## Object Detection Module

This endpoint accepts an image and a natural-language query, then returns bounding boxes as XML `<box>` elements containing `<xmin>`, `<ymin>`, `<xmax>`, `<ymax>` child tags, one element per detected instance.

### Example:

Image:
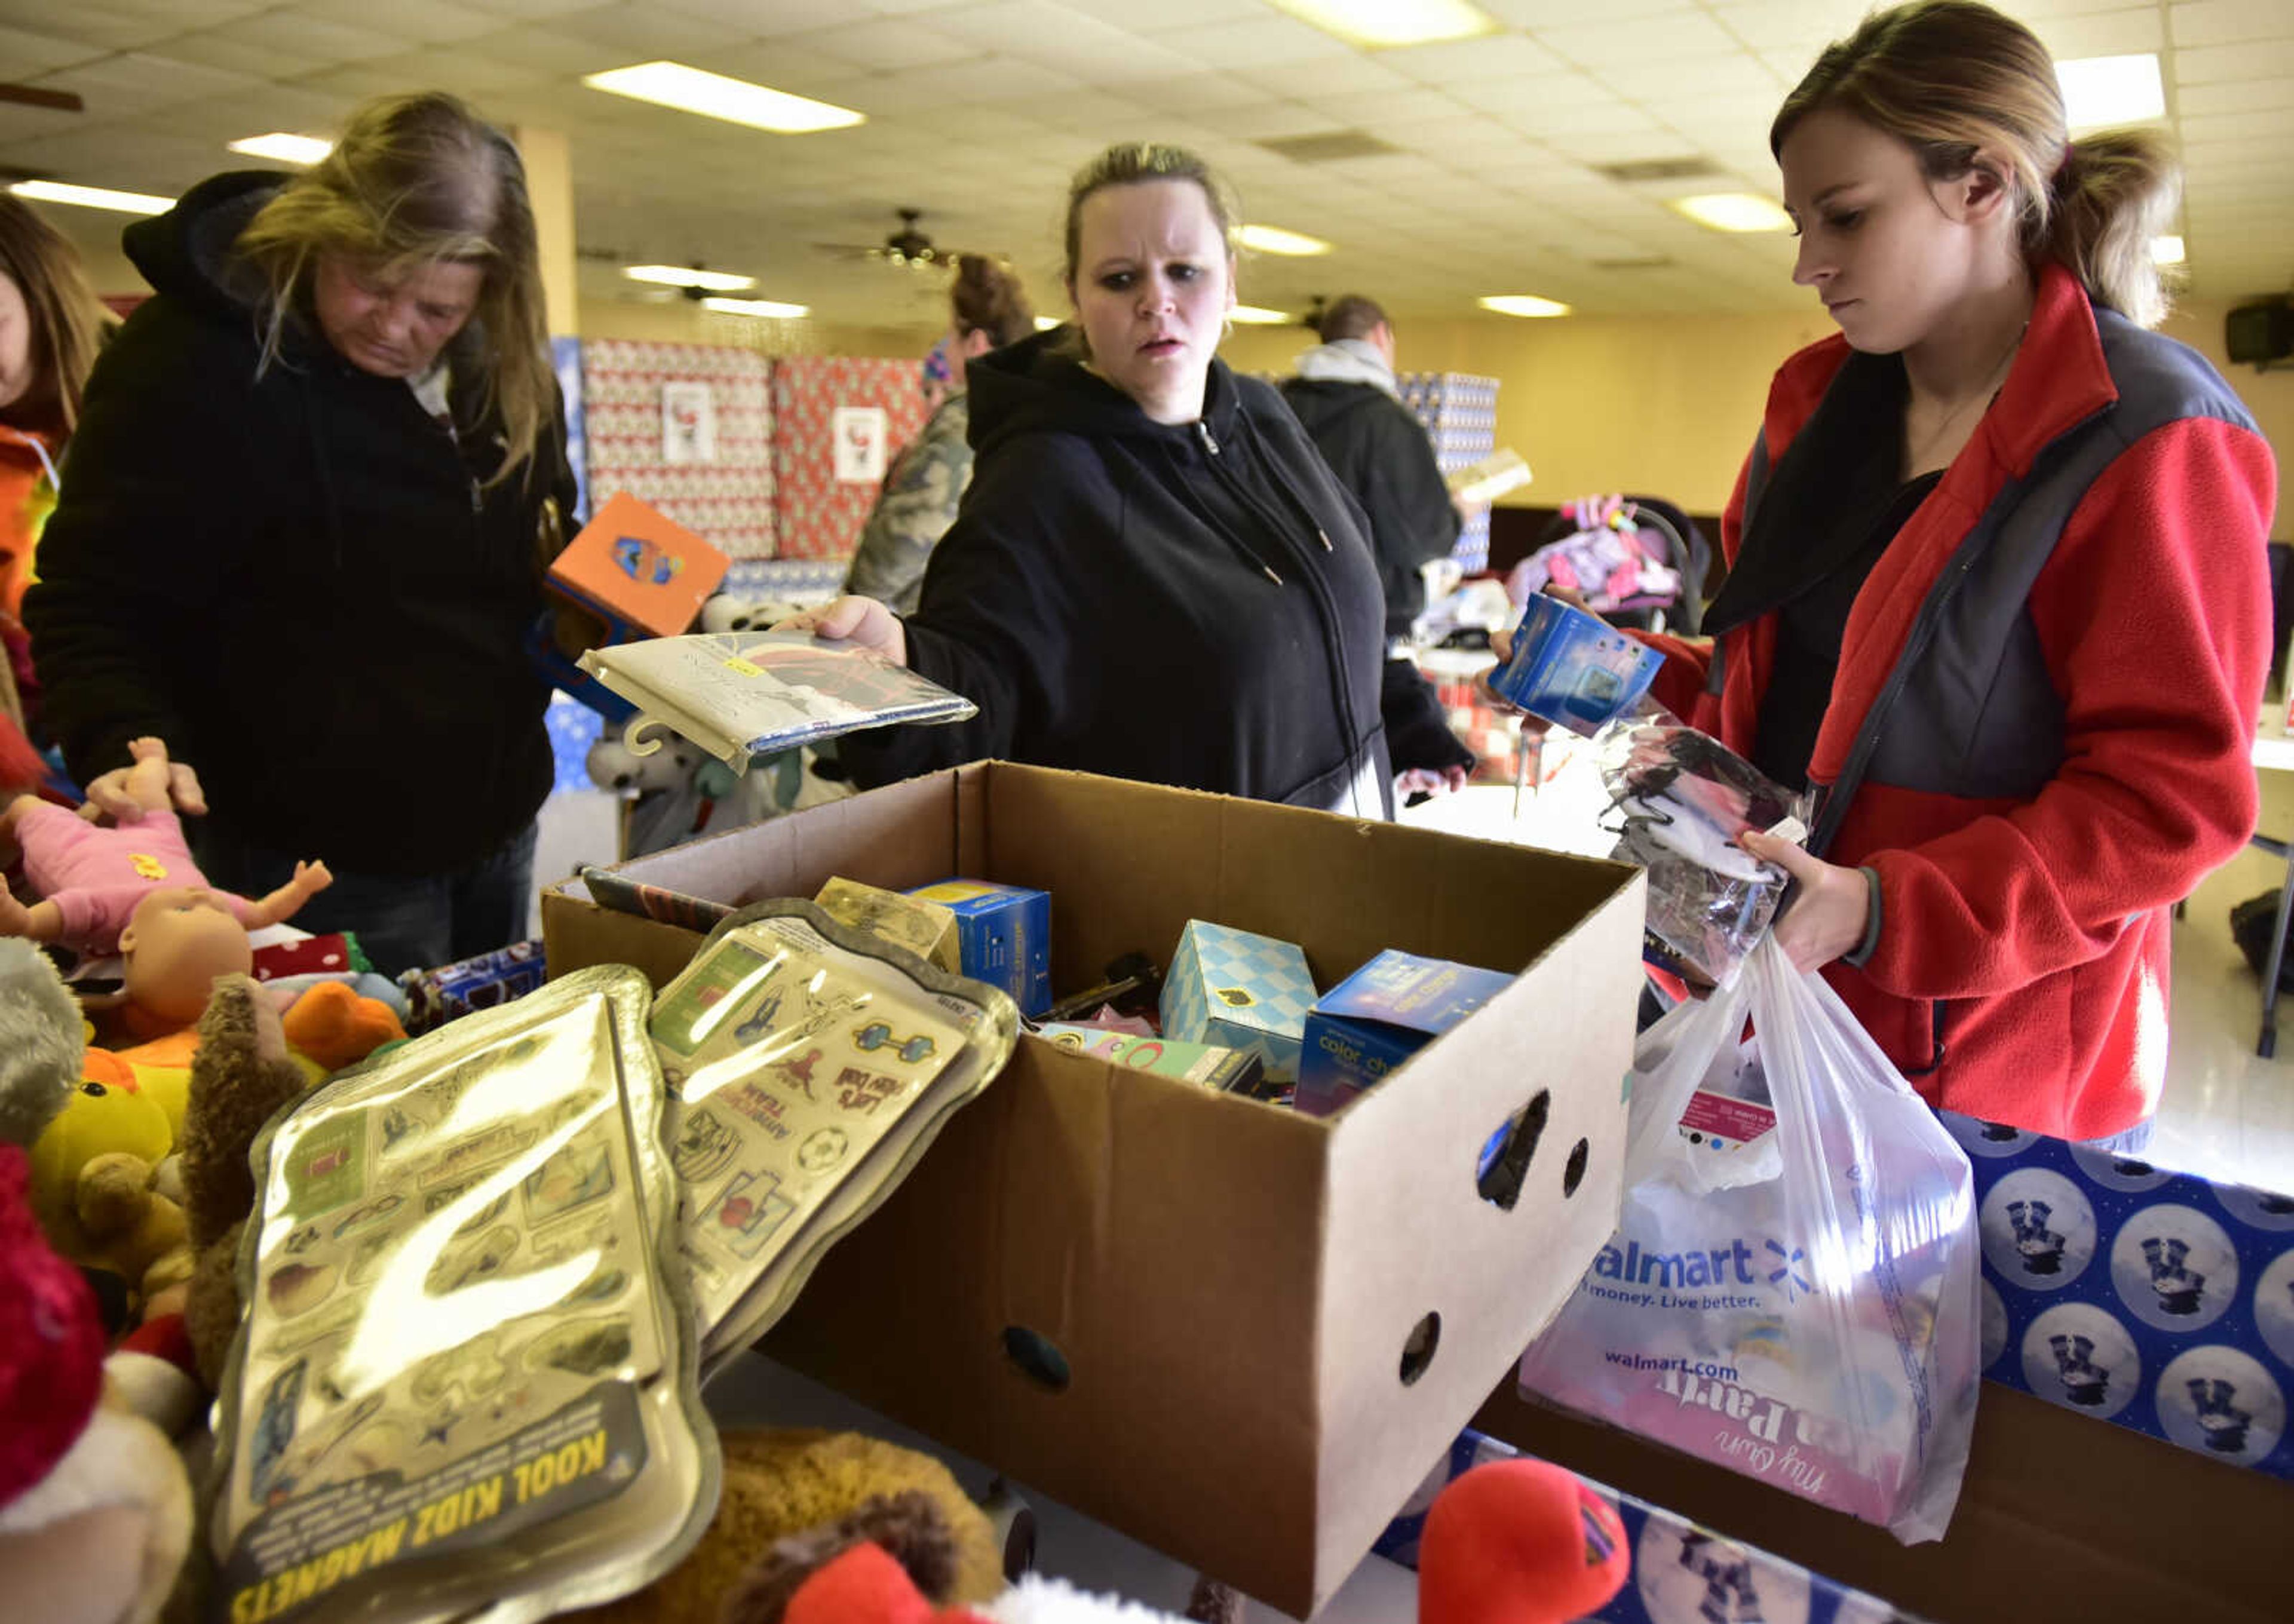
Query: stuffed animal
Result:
<box><xmin>0</xmin><ymin>738</ymin><xmax>331</xmax><ymax>1032</ymax></box>
<box><xmin>0</xmin><ymin>1142</ymin><xmax>195</xmax><ymax>1624</ymax></box>
<box><xmin>179</xmin><ymin>975</ymin><xmax>325</xmax><ymax>1389</ymax></box>
<box><xmin>568</xmin><ymin>1428</ymin><xmax>1008</xmax><ymax>1623</ymax></box>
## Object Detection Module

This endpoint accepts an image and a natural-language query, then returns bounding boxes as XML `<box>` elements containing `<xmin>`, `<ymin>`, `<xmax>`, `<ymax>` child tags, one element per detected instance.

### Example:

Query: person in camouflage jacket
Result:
<box><xmin>844</xmin><ymin>256</ymin><xmax>1034</xmax><ymax>614</ymax></box>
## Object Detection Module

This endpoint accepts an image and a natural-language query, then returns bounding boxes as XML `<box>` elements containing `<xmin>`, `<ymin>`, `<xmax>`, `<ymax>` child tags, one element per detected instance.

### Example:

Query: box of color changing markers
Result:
<box><xmin>907</xmin><ymin>879</ymin><xmax>1051</xmax><ymax>1018</ymax></box>
<box><xmin>1160</xmin><ymin>919</ymin><xmax>1318</xmax><ymax>1083</ymax></box>
<box><xmin>1298</xmin><ymin>950</ymin><xmax>1516</xmax><ymax>1118</ymax></box>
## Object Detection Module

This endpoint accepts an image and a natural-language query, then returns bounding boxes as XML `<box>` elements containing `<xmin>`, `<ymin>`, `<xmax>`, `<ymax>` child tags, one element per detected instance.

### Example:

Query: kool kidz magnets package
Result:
<box><xmin>207</xmin><ymin>968</ymin><xmax>719</xmax><ymax>1624</ymax></box>
<box><xmin>647</xmin><ymin>901</ymin><xmax>1019</xmax><ymax>1370</ymax></box>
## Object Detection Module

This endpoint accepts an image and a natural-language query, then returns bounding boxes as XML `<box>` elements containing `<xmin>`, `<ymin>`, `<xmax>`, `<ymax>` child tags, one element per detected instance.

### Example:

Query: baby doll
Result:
<box><xmin>0</xmin><ymin>738</ymin><xmax>331</xmax><ymax>1028</ymax></box>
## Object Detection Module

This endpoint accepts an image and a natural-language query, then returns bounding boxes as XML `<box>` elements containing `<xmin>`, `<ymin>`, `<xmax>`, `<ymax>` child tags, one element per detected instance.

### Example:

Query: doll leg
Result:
<box><xmin>122</xmin><ymin>737</ymin><xmax>175</xmax><ymax>817</ymax></box>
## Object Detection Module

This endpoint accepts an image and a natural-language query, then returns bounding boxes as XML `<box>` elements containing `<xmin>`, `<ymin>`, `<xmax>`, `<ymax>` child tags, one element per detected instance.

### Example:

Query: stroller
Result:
<box><xmin>1513</xmin><ymin>493</ymin><xmax>1711</xmax><ymax>636</ymax></box>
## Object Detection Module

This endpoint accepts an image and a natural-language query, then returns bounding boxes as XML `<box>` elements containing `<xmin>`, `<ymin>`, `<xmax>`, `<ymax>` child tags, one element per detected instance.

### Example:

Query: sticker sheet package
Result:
<box><xmin>1492</xmin><ymin>593</ymin><xmax>1666</xmax><ymax>738</ymax></box>
<box><xmin>576</xmin><ymin>628</ymin><xmax>977</xmax><ymax>771</ymax></box>
<box><xmin>1032</xmin><ymin>1023</ymin><xmax>1263</xmax><ymax>1093</ymax></box>
<box><xmin>1595</xmin><ymin>710</ymin><xmax>1807</xmax><ymax>986</ymax></box>
<box><xmin>904</xmin><ymin>879</ymin><xmax>1051</xmax><ymax>1018</ymax></box>
<box><xmin>1159</xmin><ymin>920</ymin><xmax>1318</xmax><ymax>1084</ymax></box>
<box><xmin>208</xmin><ymin>966</ymin><xmax>719</xmax><ymax>1624</ymax></box>
<box><xmin>1296</xmin><ymin>950</ymin><xmax>1514</xmax><ymax>1118</ymax></box>
<box><xmin>813</xmin><ymin>876</ymin><xmax>961</xmax><ymax>974</ymax></box>
<box><xmin>648</xmin><ymin>901</ymin><xmax>1019</xmax><ymax>1369</ymax></box>
<box><xmin>1519</xmin><ymin>938</ymin><xmax>1981</xmax><ymax>1543</ymax></box>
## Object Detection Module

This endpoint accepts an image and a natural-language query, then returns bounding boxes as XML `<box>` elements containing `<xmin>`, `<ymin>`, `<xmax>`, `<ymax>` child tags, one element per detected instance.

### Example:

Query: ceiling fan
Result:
<box><xmin>812</xmin><ymin>208</ymin><xmax>976</xmax><ymax>271</ymax></box>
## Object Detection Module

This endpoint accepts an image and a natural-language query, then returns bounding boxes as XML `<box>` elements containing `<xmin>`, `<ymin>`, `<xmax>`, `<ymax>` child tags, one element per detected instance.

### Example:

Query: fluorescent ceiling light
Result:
<box><xmin>227</xmin><ymin>133</ymin><xmax>332</xmax><ymax>165</ymax></box>
<box><xmin>2057</xmin><ymin>54</ymin><xmax>2164</xmax><ymax>130</ymax></box>
<box><xmin>8</xmin><ymin>179</ymin><xmax>173</xmax><ymax>215</ymax></box>
<box><xmin>624</xmin><ymin>264</ymin><xmax>756</xmax><ymax>291</ymax></box>
<box><xmin>702</xmin><ymin>296</ymin><xmax>809</xmax><ymax>319</ymax></box>
<box><xmin>1479</xmin><ymin>294</ymin><xmax>1571</xmax><ymax>318</ymax></box>
<box><xmin>1265</xmin><ymin>0</ymin><xmax>1498</xmax><ymax>50</ymax></box>
<box><xmin>1234</xmin><ymin>223</ymin><xmax>1332</xmax><ymax>256</ymax></box>
<box><xmin>584</xmin><ymin>61</ymin><xmax>864</xmax><ymax>134</ymax></box>
<box><xmin>1229</xmin><ymin>305</ymin><xmax>1293</xmax><ymax>324</ymax></box>
<box><xmin>1670</xmin><ymin>193</ymin><xmax>1793</xmax><ymax>233</ymax></box>
<box><xmin>2152</xmin><ymin>234</ymin><xmax>2185</xmax><ymax>266</ymax></box>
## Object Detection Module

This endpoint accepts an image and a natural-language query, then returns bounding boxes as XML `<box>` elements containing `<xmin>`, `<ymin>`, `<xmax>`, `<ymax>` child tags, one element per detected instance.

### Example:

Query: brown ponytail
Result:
<box><xmin>949</xmin><ymin>254</ymin><xmax>1035</xmax><ymax>349</ymax></box>
<box><xmin>1772</xmin><ymin>0</ymin><xmax>2181</xmax><ymax>327</ymax></box>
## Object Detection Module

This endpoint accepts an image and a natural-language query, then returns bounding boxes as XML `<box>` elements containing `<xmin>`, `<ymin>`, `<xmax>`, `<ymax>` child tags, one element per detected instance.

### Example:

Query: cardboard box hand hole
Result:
<box><xmin>1002</xmin><ymin>1326</ymin><xmax>1071</xmax><ymax>1394</ymax></box>
<box><xmin>1562</xmin><ymin>1137</ymin><xmax>1590</xmax><ymax>1197</ymax></box>
<box><xmin>1477</xmin><ymin>1089</ymin><xmax>1552</xmax><ymax>1212</ymax></box>
<box><xmin>1400</xmin><ymin>1312</ymin><xmax>1442</xmax><ymax>1387</ymax></box>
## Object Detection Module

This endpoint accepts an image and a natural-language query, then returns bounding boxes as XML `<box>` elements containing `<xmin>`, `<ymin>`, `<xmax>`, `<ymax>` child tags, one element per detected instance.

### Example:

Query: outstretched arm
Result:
<box><xmin>240</xmin><ymin>860</ymin><xmax>333</xmax><ymax>928</ymax></box>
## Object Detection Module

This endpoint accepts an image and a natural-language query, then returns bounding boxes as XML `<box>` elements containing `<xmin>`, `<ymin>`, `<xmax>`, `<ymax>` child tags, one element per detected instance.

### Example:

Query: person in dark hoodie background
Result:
<box><xmin>803</xmin><ymin>143</ymin><xmax>1397</xmax><ymax>818</ymax></box>
<box><xmin>24</xmin><ymin>91</ymin><xmax>573</xmax><ymax>977</ymax></box>
<box><xmin>1281</xmin><ymin>294</ymin><xmax>1476</xmax><ymax>796</ymax></box>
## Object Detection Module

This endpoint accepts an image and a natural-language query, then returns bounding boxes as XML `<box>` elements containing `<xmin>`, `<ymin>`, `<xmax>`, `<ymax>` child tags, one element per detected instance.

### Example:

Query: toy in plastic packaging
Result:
<box><xmin>647</xmin><ymin>901</ymin><xmax>1019</xmax><ymax>1373</ymax></box>
<box><xmin>576</xmin><ymin>628</ymin><xmax>976</xmax><ymax>772</ymax></box>
<box><xmin>207</xmin><ymin>966</ymin><xmax>720</xmax><ymax>1624</ymax></box>
<box><xmin>1518</xmin><ymin>936</ymin><xmax>1980</xmax><ymax>1542</ymax></box>
<box><xmin>1490</xmin><ymin>593</ymin><xmax>1665</xmax><ymax>736</ymax></box>
<box><xmin>1595</xmin><ymin>708</ymin><xmax>1807</xmax><ymax>985</ymax></box>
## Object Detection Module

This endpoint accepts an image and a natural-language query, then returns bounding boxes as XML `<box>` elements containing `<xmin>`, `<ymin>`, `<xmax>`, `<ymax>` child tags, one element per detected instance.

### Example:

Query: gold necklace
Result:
<box><xmin>1904</xmin><ymin>329</ymin><xmax>2023</xmax><ymax>474</ymax></box>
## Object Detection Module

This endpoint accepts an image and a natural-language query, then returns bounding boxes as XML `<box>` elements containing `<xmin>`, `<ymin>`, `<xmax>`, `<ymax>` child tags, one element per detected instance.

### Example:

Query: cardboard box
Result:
<box><xmin>1473</xmin><ymin>1379</ymin><xmax>2293</xmax><ymax>1624</ymax></box>
<box><xmin>1160</xmin><ymin>919</ymin><xmax>1318</xmax><ymax>1083</ymax></box>
<box><xmin>1298</xmin><ymin>950</ymin><xmax>1517</xmax><ymax>1118</ymax></box>
<box><xmin>907</xmin><ymin>879</ymin><xmax>1053</xmax><ymax>1018</ymax></box>
<box><xmin>543</xmin><ymin>763</ymin><xmax>1646</xmax><ymax>1614</ymax></box>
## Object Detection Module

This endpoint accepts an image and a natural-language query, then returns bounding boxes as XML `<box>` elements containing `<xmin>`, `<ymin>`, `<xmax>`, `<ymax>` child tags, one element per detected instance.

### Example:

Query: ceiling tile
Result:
<box><xmin>2168</xmin><ymin>0</ymin><xmax>2292</xmax><ymax>50</ymax></box>
<box><xmin>1124</xmin><ymin>72</ymin><xmax>1270</xmax><ymax>112</ymax></box>
<box><xmin>782</xmin><ymin>18</ymin><xmax>979</xmax><ymax>71</ymax></box>
<box><xmin>1492</xmin><ymin>0</ymin><xmax>1709</xmax><ymax>22</ymax></box>
<box><xmin>1379</xmin><ymin>33</ymin><xmax>1568</xmax><ymax>85</ymax></box>
<box><xmin>1056</xmin><ymin>0</ymin><xmax>1265</xmax><ymax>27</ymax></box>
<box><xmin>200</xmin><ymin>11</ymin><xmax>412</xmax><ymax>65</ymax></box>
<box><xmin>559</xmin><ymin>2</ymin><xmax>753</xmax><ymax>56</ymax></box>
<box><xmin>695</xmin><ymin>41</ymin><xmax>877</xmax><ymax>91</ymax></box>
<box><xmin>2172</xmin><ymin>76</ymin><xmax>2294</xmax><ymax>116</ymax></box>
<box><xmin>0</xmin><ymin>2</ymin><xmax>177</xmax><ymax>52</ymax></box>
<box><xmin>1299</xmin><ymin>88</ymin><xmax>1471</xmax><ymax>127</ymax></box>
<box><xmin>924</xmin><ymin>2</ymin><xmax>1208</xmax><ymax>83</ymax></box>
<box><xmin>1449</xmin><ymin>70</ymin><xmax>1634</xmax><ymax>117</ymax></box>
<box><xmin>2175</xmin><ymin>40</ymin><xmax>2294</xmax><ymax>84</ymax></box>
<box><xmin>651</xmin><ymin>0</ymin><xmax>848</xmax><ymax>32</ymax></box>
<box><xmin>2030</xmin><ymin>10</ymin><xmax>2164</xmax><ymax>60</ymax></box>
<box><xmin>1151</xmin><ymin>16</ymin><xmax>1355</xmax><ymax>69</ymax></box>
<box><xmin>447</xmin><ymin>0</ymin><xmax>601</xmax><ymax>17</ymax></box>
<box><xmin>1701</xmin><ymin>0</ymin><xmax>1863</xmax><ymax>51</ymax></box>
<box><xmin>0</xmin><ymin>24</ymin><xmax>112</xmax><ymax>73</ymax></box>
<box><xmin>1537</xmin><ymin>11</ymin><xmax>1741</xmax><ymax>67</ymax></box>
<box><xmin>28</xmin><ymin>51</ymin><xmax>264</xmax><ymax>118</ymax></box>
<box><xmin>2178</xmin><ymin>106</ymin><xmax>2294</xmax><ymax>142</ymax></box>
<box><xmin>155</xmin><ymin>33</ymin><xmax>330</xmax><ymax>79</ymax></box>
<box><xmin>285</xmin><ymin>0</ymin><xmax>507</xmax><ymax>47</ymax></box>
<box><xmin>1187</xmin><ymin>100</ymin><xmax>1338</xmax><ymax>140</ymax></box>
<box><xmin>1237</xmin><ymin>53</ymin><xmax>1416</xmax><ymax>99</ymax></box>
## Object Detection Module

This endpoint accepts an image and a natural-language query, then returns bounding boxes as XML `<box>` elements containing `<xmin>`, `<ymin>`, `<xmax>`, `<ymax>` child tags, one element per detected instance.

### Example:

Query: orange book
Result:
<box><xmin>548</xmin><ymin>490</ymin><xmax>729</xmax><ymax>640</ymax></box>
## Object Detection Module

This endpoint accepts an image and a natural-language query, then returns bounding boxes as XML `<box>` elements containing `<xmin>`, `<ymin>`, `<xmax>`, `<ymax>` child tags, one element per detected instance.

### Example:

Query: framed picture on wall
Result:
<box><xmin>663</xmin><ymin>380</ymin><xmax>717</xmax><ymax>465</ymax></box>
<box><xmin>832</xmin><ymin>405</ymin><xmax>887</xmax><ymax>484</ymax></box>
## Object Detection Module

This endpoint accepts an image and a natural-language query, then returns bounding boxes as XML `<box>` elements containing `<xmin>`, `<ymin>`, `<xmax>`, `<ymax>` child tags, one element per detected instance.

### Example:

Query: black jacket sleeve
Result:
<box><xmin>23</xmin><ymin>303</ymin><xmax>250</xmax><ymax>787</ymax></box>
<box><xmin>1381</xmin><ymin>657</ymin><xmax>1475</xmax><ymax>777</ymax></box>
<box><xmin>835</xmin><ymin>443</ymin><xmax>1088</xmax><ymax>790</ymax></box>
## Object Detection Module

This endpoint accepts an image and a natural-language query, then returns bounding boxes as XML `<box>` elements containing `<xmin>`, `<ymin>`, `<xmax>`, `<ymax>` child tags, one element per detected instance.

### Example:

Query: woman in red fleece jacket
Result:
<box><xmin>1626</xmin><ymin>1</ymin><xmax>2276</xmax><ymax>1145</ymax></box>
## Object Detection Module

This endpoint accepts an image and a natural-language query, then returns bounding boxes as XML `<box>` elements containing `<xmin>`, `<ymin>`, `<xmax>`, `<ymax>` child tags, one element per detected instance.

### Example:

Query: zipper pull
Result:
<box><xmin>1261</xmin><ymin>562</ymin><xmax>1283</xmax><ymax>585</ymax></box>
<box><xmin>1197</xmin><ymin>421</ymin><xmax>1220</xmax><ymax>456</ymax></box>
<box><xmin>470</xmin><ymin>477</ymin><xmax>482</xmax><ymax>515</ymax></box>
<box><xmin>1315</xmin><ymin>527</ymin><xmax>1332</xmax><ymax>552</ymax></box>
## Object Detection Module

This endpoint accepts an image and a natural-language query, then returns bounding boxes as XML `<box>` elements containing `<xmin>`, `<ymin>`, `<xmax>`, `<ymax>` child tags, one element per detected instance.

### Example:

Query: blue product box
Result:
<box><xmin>1297</xmin><ymin>950</ymin><xmax>1515</xmax><ymax>1118</ymax></box>
<box><xmin>905</xmin><ymin>879</ymin><xmax>1052</xmax><ymax>1017</ymax></box>
<box><xmin>1159</xmin><ymin>919</ymin><xmax>1317</xmax><ymax>1083</ymax></box>
<box><xmin>1492</xmin><ymin>593</ymin><xmax>1664</xmax><ymax>737</ymax></box>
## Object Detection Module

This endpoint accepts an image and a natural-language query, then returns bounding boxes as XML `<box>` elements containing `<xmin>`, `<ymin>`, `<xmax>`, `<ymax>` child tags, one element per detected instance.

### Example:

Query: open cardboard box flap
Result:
<box><xmin>546</xmin><ymin>763</ymin><xmax>1646</xmax><ymax>1611</ymax></box>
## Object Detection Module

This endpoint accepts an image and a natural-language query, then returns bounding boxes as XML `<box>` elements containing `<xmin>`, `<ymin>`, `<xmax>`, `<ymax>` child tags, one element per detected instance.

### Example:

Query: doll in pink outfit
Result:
<box><xmin>0</xmin><ymin>737</ymin><xmax>330</xmax><ymax>1025</ymax></box>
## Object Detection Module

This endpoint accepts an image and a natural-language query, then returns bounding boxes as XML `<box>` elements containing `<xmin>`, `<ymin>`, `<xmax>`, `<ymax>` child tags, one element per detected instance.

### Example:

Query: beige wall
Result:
<box><xmin>1230</xmin><ymin>299</ymin><xmax>2290</xmax><ymax>538</ymax></box>
<box><xmin>510</xmin><ymin>127</ymin><xmax>578</xmax><ymax>339</ymax></box>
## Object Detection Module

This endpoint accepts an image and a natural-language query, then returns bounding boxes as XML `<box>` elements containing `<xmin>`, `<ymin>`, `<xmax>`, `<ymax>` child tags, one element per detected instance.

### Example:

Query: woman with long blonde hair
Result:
<box><xmin>26</xmin><ymin>90</ymin><xmax>575</xmax><ymax>975</ymax></box>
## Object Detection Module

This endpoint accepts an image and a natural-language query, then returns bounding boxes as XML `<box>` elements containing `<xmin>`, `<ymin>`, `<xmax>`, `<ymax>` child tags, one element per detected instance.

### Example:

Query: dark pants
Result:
<box><xmin>196</xmin><ymin>821</ymin><xmax>538</xmax><ymax>979</ymax></box>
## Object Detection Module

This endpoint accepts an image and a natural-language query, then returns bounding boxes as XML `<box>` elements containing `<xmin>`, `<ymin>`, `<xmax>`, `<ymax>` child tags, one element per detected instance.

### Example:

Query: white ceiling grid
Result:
<box><xmin>0</xmin><ymin>0</ymin><xmax>2284</xmax><ymax>326</ymax></box>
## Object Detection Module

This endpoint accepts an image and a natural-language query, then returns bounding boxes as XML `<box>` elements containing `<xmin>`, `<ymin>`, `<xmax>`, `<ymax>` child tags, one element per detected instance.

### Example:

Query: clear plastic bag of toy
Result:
<box><xmin>1594</xmin><ymin>705</ymin><xmax>1807</xmax><ymax>984</ymax></box>
<box><xmin>1518</xmin><ymin>936</ymin><xmax>1981</xmax><ymax>1542</ymax></box>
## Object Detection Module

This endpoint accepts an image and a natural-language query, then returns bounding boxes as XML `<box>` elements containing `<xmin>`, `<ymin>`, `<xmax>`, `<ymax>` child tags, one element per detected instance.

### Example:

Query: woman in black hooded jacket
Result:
<box><xmin>811</xmin><ymin>143</ymin><xmax>1398</xmax><ymax>819</ymax></box>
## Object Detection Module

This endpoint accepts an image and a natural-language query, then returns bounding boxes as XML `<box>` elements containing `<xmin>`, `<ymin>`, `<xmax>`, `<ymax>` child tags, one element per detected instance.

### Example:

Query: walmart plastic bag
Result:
<box><xmin>1518</xmin><ymin>937</ymin><xmax>1980</xmax><ymax>1542</ymax></box>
